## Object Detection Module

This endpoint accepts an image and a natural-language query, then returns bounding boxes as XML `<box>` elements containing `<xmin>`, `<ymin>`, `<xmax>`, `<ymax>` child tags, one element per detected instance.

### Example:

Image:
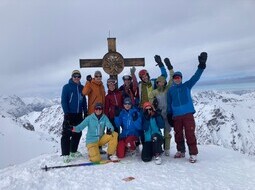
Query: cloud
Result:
<box><xmin>0</xmin><ymin>0</ymin><xmax>255</xmax><ymax>97</ymax></box>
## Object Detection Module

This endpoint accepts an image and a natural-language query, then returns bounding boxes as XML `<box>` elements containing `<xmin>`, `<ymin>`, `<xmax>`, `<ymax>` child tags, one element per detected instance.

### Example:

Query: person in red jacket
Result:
<box><xmin>104</xmin><ymin>77</ymin><xmax>123</xmax><ymax>134</ymax></box>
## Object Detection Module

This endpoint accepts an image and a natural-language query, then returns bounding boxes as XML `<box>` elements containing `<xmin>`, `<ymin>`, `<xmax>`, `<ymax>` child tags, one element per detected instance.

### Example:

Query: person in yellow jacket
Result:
<box><xmin>83</xmin><ymin>71</ymin><xmax>106</xmax><ymax>115</ymax></box>
<box><xmin>148</xmin><ymin>57</ymin><xmax>174</xmax><ymax>156</ymax></box>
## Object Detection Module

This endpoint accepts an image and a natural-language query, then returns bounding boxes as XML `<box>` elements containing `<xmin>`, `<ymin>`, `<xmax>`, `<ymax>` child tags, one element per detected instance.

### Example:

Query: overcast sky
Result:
<box><xmin>1</xmin><ymin>0</ymin><xmax>255</xmax><ymax>98</ymax></box>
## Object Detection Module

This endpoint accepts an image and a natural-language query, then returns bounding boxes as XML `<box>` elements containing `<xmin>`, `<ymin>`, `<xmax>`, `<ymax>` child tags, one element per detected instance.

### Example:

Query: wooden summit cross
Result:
<box><xmin>80</xmin><ymin>38</ymin><xmax>145</xmax><ymax>82</ymax></box>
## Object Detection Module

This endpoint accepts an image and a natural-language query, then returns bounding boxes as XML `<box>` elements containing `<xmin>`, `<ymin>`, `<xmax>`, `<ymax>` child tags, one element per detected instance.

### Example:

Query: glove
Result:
<box><xmin>143</xmin><ymin>109</ymin><xmax>150</xmax><ymax>120</ymax></box>
<box><xmin>164</xmin><ymin>58</ymin><xmax>173</xmax><ymax>70</ymax></box>
<box><xmin>154</xmin><ymin>55</ymin><xmax>164</xmax><ymax>67</ymax></box>
<box><xmin>167</xmin><ymin>113</ymin><xmax>173</xmax><ymax>127</ymax></box>
<box><xmin>114</xmin><ymin>106</ymin><xmax>121</xmax><ymax>117</ymax></box>
<box><xmin>63</xmin><ymin>120</ymin><xmax>74</xmax><ymax>131</ymax></box>
<box><xmin>106</xmin><ymin>128</ymin><xmax>112</xmax><ymax>135</ymax></box>
<box><xmin>130</xmin><ymin>66</ymin><xmax>136</xmax><ymax>75</ymax></box>
<box><xmin>198</xmin><ymin>52</ymin><xmax>207</xmax><ymax>69</ymax></box>
<box><xmin>152</xmin><ymin>97</ymin><xmax>158</xmax><ymax>110</ymax></box>
<box><xmin>132</xmin><ymin>112</ymin><xmax>138</xmax><ymax>121</ymax></box>
<box><xmin>86</xmin><ymin>75</ymin><xmax>92</xmax><ymax>82</ymax></box>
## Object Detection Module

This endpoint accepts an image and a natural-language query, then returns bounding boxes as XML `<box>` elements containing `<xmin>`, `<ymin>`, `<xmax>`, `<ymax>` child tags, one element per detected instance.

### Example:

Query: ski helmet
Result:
<box><xmin>139</xmin><ymin>69</ymin><xmax>148</xmax><ymax>78</ymax></box>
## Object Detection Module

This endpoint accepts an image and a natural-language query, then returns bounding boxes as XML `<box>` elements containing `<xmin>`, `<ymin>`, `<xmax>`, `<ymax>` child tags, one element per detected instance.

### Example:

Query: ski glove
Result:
<box><xmin>106</xmin><ymin>128</ymin><xmax>112</xmax><ymax>135</ymax></box>
<box><xmin>63</xmin><ymin>120</ymin><xmax>74</xmax><ymax>131</ymax></box>
<box><xmin>114</xmin><ymin>106</ymin><xmax>121</xmax><ymax>117</ymax></box>
<box><xmin>153</xmin><ymin>97</ymin><xmax>159</xmax><ymax>110</ymax></box>
<box><xmin>143</xmin><ymin>109</ymin><xmax>150</xmax><ymax>120</ymax></box>
<box><xmin>198</xmin><ymin>52</ymin><xmax>207</xmax><ymax>69</ymax></box>
<box><xmin>130</xmin><ymin>66</ymin><xmax>136</xmax><ymax>75</ymax></box>
<box><xmin>86</xmin><ymin>75</ymin><xmax>92</xmax><ymax>82</ymax></box>
<box><xmin>132</xmin><ymin>112</ymin><xmax>138</xmax><ymax>121</ymax></box>
<box><xmin>167</xmin><ymin>113</ymin><xmax>174</xmax><ymax>127</ymax></box>
<box><xmin>154</xmin><ymin>55</ymin><xmax>164</xmax><ymax>67</ymax></box>
<box><xmin>164</xmin><ymin>58</ymin><xmax>173</xmax><ymax>70</ymax></box>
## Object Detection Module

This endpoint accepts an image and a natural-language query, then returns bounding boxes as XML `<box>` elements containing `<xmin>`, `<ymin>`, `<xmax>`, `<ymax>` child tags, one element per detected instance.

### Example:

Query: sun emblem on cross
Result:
<box><xmin>102</xmin><ymin>52</ymin><xmax>125</xmax><ymax>75</ymax></box>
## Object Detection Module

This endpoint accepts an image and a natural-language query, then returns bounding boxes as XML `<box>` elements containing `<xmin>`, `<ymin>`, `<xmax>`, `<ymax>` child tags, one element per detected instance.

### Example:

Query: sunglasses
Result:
<box><xmin>73</xmin><ymin>75</ymin><xmax>81</xmax><ymax>79</ymax></box>
<box><xmin>95</xmin><ymin>75</ymin><xmax>102</xmax><ymax>78</ymax></box>
<box><xmin>124</xmin><ymin>103</ymin><xmax>132</xmax><ymax>105</ymax></box>
<box><xmin>95</xmin><ymin>107</ymin><xmax>103</xmax><ymax>110</ymax></box>
<box><xmin>146</xmin><ymin>108</ymin><xmax>153</xmax><ymax>111</ymax></box>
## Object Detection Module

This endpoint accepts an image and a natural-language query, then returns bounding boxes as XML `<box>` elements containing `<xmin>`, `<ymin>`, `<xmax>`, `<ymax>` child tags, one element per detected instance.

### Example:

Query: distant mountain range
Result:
<box><xmin>1</xmin><ymin>90</ymin><xmax>255</xmax><ymax>157</ymax></box>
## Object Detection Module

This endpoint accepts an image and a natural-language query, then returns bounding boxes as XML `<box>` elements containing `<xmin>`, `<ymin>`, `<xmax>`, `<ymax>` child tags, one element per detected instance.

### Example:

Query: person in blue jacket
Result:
<box><xmin>166</xmin><ymin>52</ymin><xmax>208</xmax><ymax>163</ymax></box>
<box><xmin>114</xmin><ymin>97</ymin><xmax>142</xmax><ymax>158</ymax></box>
<box><xmin>61</xmin><ymin>70</ymin><xmax>88</xmax><ymax>163</ymax></box>
<box><xmin>72</xmin><ymin>103</ymin><xmax>119</xmax><ymax>162</ymax></box>
<box><xmin>141</xmin><ymin>102</ymin><xmax>165</xmax><ymax>165</ymax></box>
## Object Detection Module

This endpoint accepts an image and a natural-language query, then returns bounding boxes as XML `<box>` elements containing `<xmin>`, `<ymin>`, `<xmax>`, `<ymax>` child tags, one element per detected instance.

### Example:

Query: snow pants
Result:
<box><xmin>117</xmin><ymin>135</ymin><xmax>139</xmax><ymax>158</ymax></box>
<box><xmin>86</xmin><ymin>132</ymin><xmax>118</xmax><ymax>162</ymax></box>
<box><xmin>173</xmin><ymin>113</ymin><xmax>198</xmax><ymax>155</ymax></box>
<box><xmin>163</xmin><ymin>116</ymin><xmax>172</xmax><ymax>151</ymax></box>
<box><xmin>141</xmin><ymin>133</ymin><xmax>164</xmax><ymax>162</ymax></box>
<box><xmin>61</xmin><ymin>113</ymin><xmax>83</xmax><ymax>156</ymax></box>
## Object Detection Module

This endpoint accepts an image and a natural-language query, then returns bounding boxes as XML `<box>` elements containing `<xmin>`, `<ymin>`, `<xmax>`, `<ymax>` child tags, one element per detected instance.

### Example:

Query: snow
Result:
<box><xmin>1</xmin><ymin>90</ymin><xmax>255</xmax><ymax>189</ymax></box>
<box><xmin>0</xmin><ymin>117</ymin><xmax>57</xmax><ymax>169</ymax></box>
<box><xmin>0</xmin><ymin>145</ymin><xmax>255</xmax><ymax>190</ymax></box>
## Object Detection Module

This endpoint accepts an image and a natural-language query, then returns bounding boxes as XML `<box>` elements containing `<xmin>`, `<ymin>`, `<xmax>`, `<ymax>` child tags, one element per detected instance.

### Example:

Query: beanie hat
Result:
<box><xmin>72</xmin><ymin>70</ymin><xmax>81</xmax><ymax>76</ymax></box>
<box><xmin>94</xmin><ymin>102</ymin><xmax>103</xmax><ymax>109</ymax></box>
<box><xmin>94</xmin><ymin>70</ymin><xmax>102</xmax><ymax>76</ymax></box>
<box><xmin>123</xmin><ymin>97</ymin><xmax>132</xmax><ymax>105</ymax></box>
<box><xmin>173</xmin><ymin>71</ymin><xmax>182</xmax><ymax>79</ymax></box>
<box><xmin>156</xmin><ymin>76</ymin><xmax>166</xmax><ymax>83</ymax></box>
<box><xmin>143</xmin><ymin>102</ymin><xmax>154</xmax><ymax>110</ymax></box>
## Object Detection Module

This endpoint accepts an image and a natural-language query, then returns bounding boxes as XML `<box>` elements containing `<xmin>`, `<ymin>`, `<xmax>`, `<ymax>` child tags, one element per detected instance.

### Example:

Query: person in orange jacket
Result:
<box><xmin>83</xmin><ymin>70</ymin><xmax>106</xmax><ymax>115</ymax></box>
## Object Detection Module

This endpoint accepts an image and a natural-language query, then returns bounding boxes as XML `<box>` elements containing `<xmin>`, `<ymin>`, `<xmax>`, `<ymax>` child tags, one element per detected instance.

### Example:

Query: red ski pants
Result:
<box><xmin>173</xmin><ymin>113</ymin><xmax>198</xmax><ymax>155</ymax></box>
<box><xmin>117</xmin><ymin>135</ymin><xmax>138</xmax><ymax>158</ymax></box>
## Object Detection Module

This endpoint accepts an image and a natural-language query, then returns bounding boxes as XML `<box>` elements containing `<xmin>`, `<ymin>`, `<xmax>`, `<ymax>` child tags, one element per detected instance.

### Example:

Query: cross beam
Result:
<box><xmin>80</xmin><ymin>38</ymin><xmax>145</xmax><ymax>78</ymax></box>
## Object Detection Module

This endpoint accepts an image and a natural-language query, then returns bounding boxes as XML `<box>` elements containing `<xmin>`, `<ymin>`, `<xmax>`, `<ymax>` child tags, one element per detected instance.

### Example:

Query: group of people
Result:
<box><xmin>60</xmin><ymin>52</ymin><xmax>208</xmax><ymax>165</ymax></box>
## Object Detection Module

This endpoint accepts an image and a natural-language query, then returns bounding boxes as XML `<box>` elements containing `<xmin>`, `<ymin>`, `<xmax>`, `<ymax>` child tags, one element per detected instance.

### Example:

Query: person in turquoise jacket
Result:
<box><xmin>141</xmin><ymin>102</ymin><xmax>165</xmax><ymax>165</ymax></box>
<box><xmin>114</xmin><ymin>97</ymin><xmax>142</xmax><ymax>158</ymax></box>
<box><xmin>166</xmin><ymin>52</ymin><xmax>207</xmax><ymax>163</ymax></box>
<box><xmin>72</xmin><ymin>103</ymin><xmax>118</xmax><ymax>162</ymax></box>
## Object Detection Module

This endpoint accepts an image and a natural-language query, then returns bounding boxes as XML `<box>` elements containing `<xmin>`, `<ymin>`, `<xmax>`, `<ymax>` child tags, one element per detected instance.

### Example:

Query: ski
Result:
<box><xmin>41</xmin><ymin>160</ymin><xmax>120</xmax><ymax>171</ymax></box>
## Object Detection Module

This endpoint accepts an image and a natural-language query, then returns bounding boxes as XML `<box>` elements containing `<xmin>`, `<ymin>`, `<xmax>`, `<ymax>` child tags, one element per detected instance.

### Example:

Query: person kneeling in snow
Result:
<box><xmin>141</xmin><ymin>102</ymin><xmax>165</xmax><ymax>165</ymax></box>
<box><xmin>72</xmin><ymin>103</ymin><xmax>119</xmax><ymax>162</ymax></box>
<box><xmin>114</xmin><ymin>97</ymin><xmax>142</xmax><ymax>158</ymax></box>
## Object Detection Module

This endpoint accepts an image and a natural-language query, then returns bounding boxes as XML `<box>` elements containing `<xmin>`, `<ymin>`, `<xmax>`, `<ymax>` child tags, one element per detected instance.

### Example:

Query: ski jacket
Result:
<box><xmin>104</xmin><ymin>89</ymin><xmax>123</xmax><ymax>119</ymax></box>
<box><xmin>74</xmin><ymin>113</ymin><xmax>114</xmax><ymax>144</ymax></box>
<box><xmin>82</xmin><ymin>79</ymin><xmax>105</xmax><ymax>114</ymax></box>
<box><xmin>167</xmin><ymin>68</ymin><xmax>204</xmax><ymax>117</ymax></box>
<box><xmin>142</xmin><ymin>112</ymin><xmax>165</xmax><ymax>142</ymax></box>
<box><xmin>61</xmin><ymin>78</ymin><xmax>87</xmax><ymax>114</ymax></box>
<box><xmin>138</xmin><ymin>66</ymin><xmax>168</xmax><ymax>107</ymax></box>
<box><xmin>114</xmin><ymin>108</ymin><xmax>142</xmax><ymax>139</ymax></box>
<box><xmin>149</xmin><ymin>69</ymin><xmax>174</xmax><ymax>117</ymax></box>
<box><xmin>119</xmin><ymin>73</ymin><xmax>139</xmax><ymax>107</ymax></box>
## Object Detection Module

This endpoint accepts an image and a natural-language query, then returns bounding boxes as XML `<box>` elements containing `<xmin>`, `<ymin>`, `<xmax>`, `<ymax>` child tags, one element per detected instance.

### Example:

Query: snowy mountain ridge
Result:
<box><xmin>0</xmin><ymin>90</ymin><xmax>255</xmax><ymax>169</ymax></box>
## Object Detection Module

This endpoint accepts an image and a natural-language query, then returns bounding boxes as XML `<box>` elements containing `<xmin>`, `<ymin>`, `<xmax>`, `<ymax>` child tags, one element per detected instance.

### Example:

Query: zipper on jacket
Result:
<box><xmin>76</xmin><ymin>85</ymin><xmax>80</xmax><ymax>113</ymax></box>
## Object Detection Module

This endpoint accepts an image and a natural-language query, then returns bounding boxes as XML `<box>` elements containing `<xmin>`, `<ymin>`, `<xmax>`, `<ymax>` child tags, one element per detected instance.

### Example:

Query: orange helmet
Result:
<box><xmin>139</xmin><ymin>69</ymin><xmax>148</xmax><ymax>78</ymax></box>
<box><xmin>143</xmin><ymin>102</ymin><xmax>153</xmax><ymax>110</ymax></box>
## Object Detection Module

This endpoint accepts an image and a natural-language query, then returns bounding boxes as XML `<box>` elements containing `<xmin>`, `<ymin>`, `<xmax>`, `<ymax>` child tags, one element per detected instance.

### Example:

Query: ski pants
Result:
<box><xmin>61</xmin><ymin>113</ymin><xmax>83</xmax><ymax>156</ymax></box>
<box><xmin>173</xmin><ymin>113</ymin><xmax>198</xmax><ymax>155</ymax></box>
<box><xmin>86</xmin><ymin>132</ymin><xmax>118</xmax><ymax>162</ymax></box>
<box><xmin>163</xmin><ymin>116</ymin><xmax>172</xmax><ymax>151</ymax></box>
<box><xmin>141</xmin><ymin>133</ymin><xmax>164</xmax><ymax>162</ymax></box>
<box><xmin>117</xmin><ymin>135</ymin><xmax>139</xmax><ymax>158</ymax></box>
